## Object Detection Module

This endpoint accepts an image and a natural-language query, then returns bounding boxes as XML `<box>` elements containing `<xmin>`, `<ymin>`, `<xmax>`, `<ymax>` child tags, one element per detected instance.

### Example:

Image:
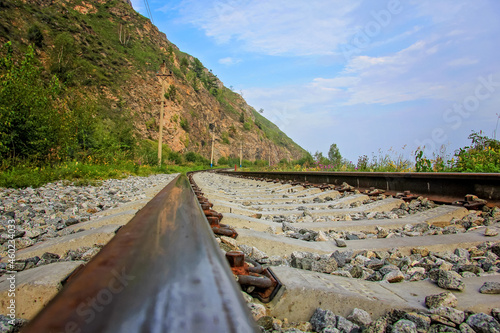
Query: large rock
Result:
<box><xmin>347</xmin><ymin>308</ymin><xmax>372</xmax><ymax>327</ymax></box>
<box><xmin>437</xmin><ymin>270</ymin><xmax>465</xmax><ymax>291</ymax></box>
<box><xmin>479</xmin><ymin>281</ymin><xmax>500</xmax><ymax>294</ymax></box>
<box><xmin>425</xmin><ymin>292</ymin><xmax>458</xmax><ymax>309</ymax></box>
<box><xmin>466</xmin><ymin>313</ymin><xmax>500</xmax><ymax>333</ymax></box>
<box><xmin>430</xmin><ymin>307</ymin><xmax>464</xmax><ymax>325</ymax></box>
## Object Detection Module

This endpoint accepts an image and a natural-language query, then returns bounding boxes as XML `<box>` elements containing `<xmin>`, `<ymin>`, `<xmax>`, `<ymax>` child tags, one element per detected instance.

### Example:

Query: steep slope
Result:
<box><xmin>0</xmin><ymin>0</ymin><xmax>307</xmax><ymax>164</ymax></box>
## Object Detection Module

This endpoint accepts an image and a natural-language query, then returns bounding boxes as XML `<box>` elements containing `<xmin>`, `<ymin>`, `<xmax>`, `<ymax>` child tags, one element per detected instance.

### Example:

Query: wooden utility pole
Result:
<box><xmin>239</xmin><ymin>141</ymin><xmax>243</xmax><ymax>167</ymax></box>
<box><xmin>209</xmin><ymin>122</ymin><xmax>216</xmax><ymax>168</ymax></box>
<box><xmin>156</xmin><ymin>61</ymin><xmax>172</xmax><ymax>166</ymax></box>
<box><xmin>268</xmin><ymin>144</ymin><xmax>271</xmax><ymax>166</ymax></box>
<box><xmin>210</xmin><ymin>130</ymin><xmax>215</xmax><ymax>167</ymax></box>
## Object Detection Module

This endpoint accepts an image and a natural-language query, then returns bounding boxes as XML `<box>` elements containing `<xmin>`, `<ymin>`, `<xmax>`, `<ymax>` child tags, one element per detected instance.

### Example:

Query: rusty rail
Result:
<box><xmin>221</xmin><ymin>171</ymin><xmax>500</xmax><ymax>207</ymax></box>
<box><xmin>22</xmin><ymin>174</ymin><xmax>259</xmax><ymax>333</ymax></box>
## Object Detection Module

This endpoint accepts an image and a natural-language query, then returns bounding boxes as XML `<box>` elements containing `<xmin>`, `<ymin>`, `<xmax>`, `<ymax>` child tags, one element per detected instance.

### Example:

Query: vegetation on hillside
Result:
<box><xmin>0</xmin><ymin>0</ymin><xmax>307</xmax><ymax>187</ymax></box>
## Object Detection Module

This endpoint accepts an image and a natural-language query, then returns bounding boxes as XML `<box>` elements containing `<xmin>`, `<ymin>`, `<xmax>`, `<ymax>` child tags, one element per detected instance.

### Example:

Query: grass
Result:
<box><xmin>0</xmin><ymin>161</ymin><xmax>210</xmax><ymax>188</ymax></box>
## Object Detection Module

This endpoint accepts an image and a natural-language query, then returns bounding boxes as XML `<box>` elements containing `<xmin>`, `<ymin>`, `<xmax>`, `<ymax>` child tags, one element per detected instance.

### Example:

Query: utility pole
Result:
<box><xmin>239</xmin><ymin>141</ymin><xmax>243</xmax><ymax>168</ymax></box>
<box><xmin>268</xmin><ymin>144</ymin><xmax>271</xmax><ymax>166</ymax></box>
<box><xmin>156</xmin><ymin>61</ymin><xmax>172</xmax><ymax>166</ymax></box>
<box><xmin>209</xmin><ymin>123</ymin><xmax>215</xmax><ymax>168</ymax></box>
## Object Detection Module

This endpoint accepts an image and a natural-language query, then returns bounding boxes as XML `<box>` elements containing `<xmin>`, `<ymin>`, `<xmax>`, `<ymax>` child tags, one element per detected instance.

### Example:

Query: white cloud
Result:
<box><xmin>177</xmin><ymin>0</ymin><xmax>363</xmax><ymax>56</ymax></box>
<box><xmin>448</xmin><ymin>57</ymin><xmax>479</xmax><ymax>67</ymax></box>
<box><xmin>218</xmin><ymin>57</ymin><xmax>241</xmax><ymax>65</ymax></box>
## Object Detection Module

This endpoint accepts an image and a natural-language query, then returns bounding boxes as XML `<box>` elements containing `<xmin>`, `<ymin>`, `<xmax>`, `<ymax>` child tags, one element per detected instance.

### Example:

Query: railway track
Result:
<box><xmin>5</xmin><ymin>170</ymin><xmax>500</xmax><ymax>332</ymax></box>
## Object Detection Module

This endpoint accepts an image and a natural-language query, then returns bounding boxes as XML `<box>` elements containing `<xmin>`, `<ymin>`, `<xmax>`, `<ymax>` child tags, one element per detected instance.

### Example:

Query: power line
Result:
<box><xmin>143</xmin><ymin>0</ymin><xmax>154</xmax><ymax>25</ymax></box>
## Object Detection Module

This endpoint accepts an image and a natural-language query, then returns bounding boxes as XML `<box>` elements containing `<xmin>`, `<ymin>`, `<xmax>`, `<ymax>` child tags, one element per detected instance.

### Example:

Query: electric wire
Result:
<box><xmin>143</xmin><ymin>0</ymin><xmax>154</xmax><ymax>25</ymax></box>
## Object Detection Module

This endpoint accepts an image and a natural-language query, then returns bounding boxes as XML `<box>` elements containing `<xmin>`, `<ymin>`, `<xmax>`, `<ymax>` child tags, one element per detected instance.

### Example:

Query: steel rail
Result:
<box><xmin>221</xmin><ymin>171</ymin><xmax>500</xmax><ymax>206</ymax></box>
<box><xmin>22</xmin><ymin>174</ymin><xmax>259</xmax><ymax>333</ymax></box>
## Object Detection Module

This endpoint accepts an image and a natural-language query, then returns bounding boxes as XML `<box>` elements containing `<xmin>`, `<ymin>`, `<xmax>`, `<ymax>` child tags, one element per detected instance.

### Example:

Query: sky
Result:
<box><xmin>130</xmin><ymin>0</ymin><xmax>500</xmax><ymax>163</ymax></box>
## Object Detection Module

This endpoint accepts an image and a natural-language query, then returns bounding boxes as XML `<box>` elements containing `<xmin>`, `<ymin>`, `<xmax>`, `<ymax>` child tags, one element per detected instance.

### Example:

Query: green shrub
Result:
<box><xmin>180</xmin><ymin>117</ymin><xmax>189</xmax><ymax>132</ymax></box>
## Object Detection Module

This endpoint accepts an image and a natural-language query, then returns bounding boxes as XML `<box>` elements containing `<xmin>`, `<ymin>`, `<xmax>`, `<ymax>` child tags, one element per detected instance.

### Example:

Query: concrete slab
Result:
<box><xmin>236</xmin><ymin>227</ymin><xmax>500</xmax><ymax>257</ymax></box>
<box><xmin>295</xmin><ymin>205</ymin><xmax>470</xmax><ymax>232</ymax></box>
<box><xmin>220</xmin><ymin>206</ymin><xmax>470</xmax><ymax>237</ymax></box>
<box><xmin>218</xmin><ymin>194</ymin><xmax>366</xmax><ymax>212</ymax></box>
<box><xmin>226</xmin><ymin>198</ymin><xmax>405</xmax><ymax>219</ymax></box>
<box><xmin>0</xmin><ymin>261</ymin><xmax>84</xmax><ymax>319</ymax></box>
<box><xmin>269</xmin><ymin>266</ymin><xmax>500</xmax><ymax>322</ymax></box>
<box><xmin>16</xmin><ymin>225</ymin><xmax>120</xmax><ymax>260</ymax></box>
<box><xmin>66</xmin><ymin>209</ymin><xmax>137</xmax><ymax>232</ymax></box>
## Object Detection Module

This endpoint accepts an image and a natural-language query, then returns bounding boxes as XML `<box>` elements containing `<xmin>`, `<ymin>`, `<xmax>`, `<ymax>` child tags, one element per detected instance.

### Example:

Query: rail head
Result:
<box><xmin>22</xmin><ymin>174</ymin><xmax>259</xmax><ymax>333</ymax></box>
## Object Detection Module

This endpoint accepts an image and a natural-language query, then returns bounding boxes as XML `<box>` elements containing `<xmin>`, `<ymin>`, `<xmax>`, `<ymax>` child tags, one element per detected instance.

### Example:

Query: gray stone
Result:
<box><xmin>392</xmin><ymin>319</ymin><xmax>417</xmax><ymax>333</ymax></box>
<box><xmin>384</xmin><ymin>270</ymin><xmax>405</xmax><ymax>283</ymax></box>
<box><xmin>331</xmin><ymin>270</ymin><xmax>352</xmax><ymax>278</ymax></box>
<box><xmin>404</xmin><ymin>312</ymin><xmax>431</xmax><ymax>333</ymax></box>
<box><xmin>257</xmin><ymin>316</ymin><xmax>273</xmax><ymax>330</ymax></box>
<box><xmin>310</xmin><ymin>308</ymin><xmax>337</xmax><ymax>332</ymax></box>
<box><xmin>364</xmin><ymin>317</ymin><xmax>388</xmax><ymax>333</ymax></box>
<box><xmin>0</xmin><ymin>314</ymin><xmax>27</xmax><ymax>333</ymax></box>
<box><xmin>466</xmin><ymin>313</ymin><xmax>500</xmax><ymax>333</ymax></box>
<box><xmin>430</xmin><ymin>314</ymin><xmax>457</xmax><ymax>327</ymax></box>
<box><xmin>425</xmin><ymin>292</ymin><xmax>458</xmax><ymax>309</ymax></box>
<box><xmin>454</xmin><ymin>248</ymin><xmax>470</xmax><ymax>261</ymax></box>
<box><xmin>335</xmin><ymin>238</ymin><xmax>347</xmax><ymax>247</ymax></box>
<box><xmin>322</xmin><ymin>326</ymin><xmax>340</xmax><ymax>333</ymax></box>
<box><xmin>492</xmin><ymin>308</ymin><xmax>500</xmax><ymax>323</ymax></box>
<box><xmin>479</xmin><ymin>281</ymin><xmax>500</xmax><ymax>294</ymax></box>
<box><xmin>379</xmin><ymin>264</ymin><xmax>399</xmax><ymax>276</ymax></box>
<box><xmin>331</xmin><ymin>250</ymin><xmax>353</xmax><ymax>268</ymax></box>
<box><xmin>437</xmin><ymin>270</ymin><xmax>465</xmax><ymax>291</ymax></box>
<box><xmin>336</xmin><ymin>315</ymin><xmax>358</xmax><ymax>333</ymax></box>
<box><xmin>365</xmin><ymin>258</ymin><xmax>384</xmax><ymax>270</ymax></box>
<box><xmin>428</xmin><ymin>324</ymin><xmax>460</xmax><ymax>332</ymax></box>
<box><xmin>311</xmin><ymin>258</ymin><xmax>338</xmax><ymax>274</ymax></box>
<box><xmin>485</xmin><ymin>228</ymin><xmax>499</xmax><ymax>237</ymax></box>
<box><xmin>431</xmin><ymin>307</ymin><xmax>465</xmax><ymax>325</ymax></box>
<box><xmin>350</xmin><ymin>265</ymin><xmax>364</xmax><ymax>279</ymax></box>
<box><xmin>347</xmin><ymin>308</ymin><xmax>372</xmax><ymax>327</ymax></box>
<box><xmin>459</xmin><ymin>322</ymin><xmax>476</xmax><ymax>333</ymax></box>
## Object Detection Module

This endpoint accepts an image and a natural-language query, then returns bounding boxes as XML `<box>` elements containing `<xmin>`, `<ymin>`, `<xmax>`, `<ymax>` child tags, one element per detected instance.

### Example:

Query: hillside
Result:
<box><xmin>0</xmin><ymin>0</ymin><xmax>307</xmax><ymax>166</ymax></box>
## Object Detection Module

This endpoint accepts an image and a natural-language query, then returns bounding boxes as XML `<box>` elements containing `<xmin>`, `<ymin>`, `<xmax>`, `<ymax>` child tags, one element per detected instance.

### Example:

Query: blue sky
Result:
<box><xmin>131</xmin><ymin>0</ymin><xmax>500</xmax><ymax>162</ymax></box>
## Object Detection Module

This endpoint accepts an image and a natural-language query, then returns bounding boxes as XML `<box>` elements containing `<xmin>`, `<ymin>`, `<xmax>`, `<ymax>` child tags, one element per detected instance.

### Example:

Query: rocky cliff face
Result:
<box><xmin>0</xmin><ymin>0</ymin><xmax>306</xmax><ymax>164</ymax></box>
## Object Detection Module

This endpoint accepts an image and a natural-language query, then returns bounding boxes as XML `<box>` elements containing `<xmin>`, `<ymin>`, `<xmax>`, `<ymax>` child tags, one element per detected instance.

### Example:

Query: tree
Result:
<box><xmin>0</xmin><ymin>42</ymin><xmax>68</xmax><ymax>161</ymax></box>
<box><xmin>328</xmin><ymin>143</ymin><xmax>342</xmax><ymax>165</ymax></box>
<box><xmin>314</xmin><ymin>151</ymin><xmax>330</xmax><ymax>165</ymax></box>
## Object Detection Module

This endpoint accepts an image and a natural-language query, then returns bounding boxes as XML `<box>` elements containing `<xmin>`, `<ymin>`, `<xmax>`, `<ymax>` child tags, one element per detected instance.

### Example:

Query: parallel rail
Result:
<box><xmin>23</xmin><ymin>174</ymin><xmax>259</xmax><ymax>333</ymax></box>
<box><xmin>221</xmin><ymin>171</ymin><xmax>500</xmax><ymax>206</ymax></box>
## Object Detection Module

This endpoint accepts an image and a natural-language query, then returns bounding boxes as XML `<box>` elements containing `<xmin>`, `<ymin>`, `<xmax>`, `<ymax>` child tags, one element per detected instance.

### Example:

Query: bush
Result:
<box><xmin>28</xmin><ymin>24</ymin><xmax>43</xmax><ymax>48</ymax></box>
<box><xmin>218</xmin><ymin>156</ymin><xmax>228</xmax><ymax>165</ymax></box>
<box><xmin>185</xmin><ymin>151</ymin><xmax>197</xmax><ymax>162</ymax></box>
<box><xmin>180</xmin><ymin>117</ymin><xmax>190</xmax><ymax>132</ymax></box>
<box><xmin>451</xmin><ymin>131</ymin><xmax>500</xmax><ymax>172</ymax></box>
